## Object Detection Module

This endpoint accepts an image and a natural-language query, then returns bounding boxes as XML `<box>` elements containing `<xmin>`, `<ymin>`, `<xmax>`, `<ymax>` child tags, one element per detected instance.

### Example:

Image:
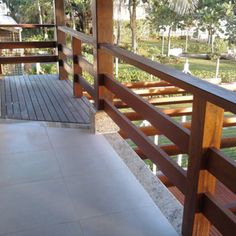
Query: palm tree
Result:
<box><xmin>168</xmin><ymin>0</ymin><xmax>199</xmax><ymax>15</ymax></box>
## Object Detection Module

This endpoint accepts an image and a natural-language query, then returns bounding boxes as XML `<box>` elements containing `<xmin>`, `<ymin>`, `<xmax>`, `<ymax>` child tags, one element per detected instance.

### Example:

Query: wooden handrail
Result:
<box><xmin>0</xmin><ymin>24</ymin><xmax>55</xmax><ymax>28</ymax></box>
<box><xmin>100</xmin><ymin>43</ymin><xmax>236</xmax><ymax>114</ymax></box>
<box><xmin>0</xmin><ymin>55</ymin><xmax>58</xmax><ymax>64</ymax></box>
<box><xmin>0</xmin><ymin>41</ymin><xmax>57</xmax><ymax>49</ymax></box>
<box><xmin>58</xmin><ymin>26</ymin><xmax>95</xmax><ymax>45</ymax></box>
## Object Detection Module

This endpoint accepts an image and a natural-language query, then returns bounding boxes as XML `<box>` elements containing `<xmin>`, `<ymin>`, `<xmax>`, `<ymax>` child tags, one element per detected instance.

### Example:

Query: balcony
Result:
<box><xmin>0</xmin><ymin>0</ymin><xmax>235</xmax><ymax>235</ymax></box>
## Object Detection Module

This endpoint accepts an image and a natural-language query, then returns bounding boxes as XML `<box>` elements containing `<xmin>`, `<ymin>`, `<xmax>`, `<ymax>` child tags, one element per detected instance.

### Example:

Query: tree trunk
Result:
<box><xmin>185</xmin><ymin>29</ymin><xmax>189</xmax><ymax>53</ymax></box>
<box><xmin>167</xmin><ymin>26</ymin><xmax>172</xmax><ymax>57</ymax></box>
<box><xmin>71</xmin><ymin>9</ymin><xmax>76</xmax><ymax>30</ymax></box>
<box><xmin>37</xmin><ymin>0</ymin><xmax>48</xmax><ymax>40</ymax></box>
<box><xmin>128</xmin><ymin>0</ymin><xmax>137</xmax><ymax>53</ymax></box>
<box><xmin>116</xmin><ymin>0</ymin><xmax>122</xmax><ymax>45</ymax></box>
<box><xmin>211</xmin><ymin>34</ymin><xmax>215</xmax><ymax>53</ymax></box>
<box><xmin>161</xmin><ymin>32</ymin><xmax>165</xmax><ymax>56</ymax></box>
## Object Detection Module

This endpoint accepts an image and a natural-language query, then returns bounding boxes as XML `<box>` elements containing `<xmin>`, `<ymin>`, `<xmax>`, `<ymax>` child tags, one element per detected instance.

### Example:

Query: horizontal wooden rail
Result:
<box><xmin>100</xmin><ymin>43</ymin><xmax>236</xmax><ymax>114</ymax></box>
<box><xmin>133</xmin><ymin>86</ymin><xmax>186</xmax><ymax>96</ymax></box>
<box><xmin>133</xmin><ymin>136</ymin><xmax>236</xmax><ymax>159</ymax></box>
<box><xmin>104</xmin><ymin>98</ymin><xmax>187</xmax><ymax>193</ymax></box>
<box><xmin>125</xmin><ymin>107</ymin><xmax>192</xmax><ymax>120</ymax></box>
<box><xmin>78</xmin><ymin>56</ymin><xmax>96</xmax><ymax>77</ymax></box>
<box><xmin>123</xmin><ymin>81</ymin><xmax>172</xmax><ymax>89</ymax></box>
<box><xmin>221</xmin><ymin>137</ymin><xmax>236</xmax><ymax>148</ymax></box>
<box><xmin>0</xmin><ymin>41</ymin><xmax>57</xmax><ymax>49</ymax></box>
<box><xmin>114</xmin><ymin>95</ymin><xmax>193</xmax><ymax>109</ymax></box>
<box><xmin>202</xmin><ymin>193</ymin><xmax>236</xmax><ymax>235</ymax></box>
<box><xmin>0</xmin><ymin>55</ymin><xmax>58</xmax><ymax>64</ymax></box>
<box><xmin>0</xmin><ymin>24</ymin><xmax>55</xmax><ymax>28</ymax></box>
<box><xmin>225</xmin><ymin>202</ymin><xmax>236</xmax><ymax>214</ymax></box>
<box><xmin>223</xmin><ymin>116</ymin><xmax>236</xmax><ymax>127</ymax></box>
<box><xmin>79</xmin><ymin>75</ymin><xmax>95</xmax><ymax>98</ymax></box>
<box><xmin>134</xmin><ymin>145</ymin><xmax>182</xmax><ymax>157</ymax></box>
<box><xmin>207</xmin><ymin>148</ymin><xmax>236</xmax><ymax>194</ymax></box>
<box><xmin>58</xmin><ymin>26</ymin><xmax>95</xmax><ymax>45</ymax></box>
<box><xmin>63</xmin><ymin>61</ymin><xmax>73</xmax><ymax>75</ymax></box>
<box><xmin>60</xmin><ymin>45</ymin><xmax>73</xmax><ymax>59</ymax></box>
<box><xmin>104</xmin><ymin>75</ymin><xmax>190</xmax><ymax>153</ymax></box>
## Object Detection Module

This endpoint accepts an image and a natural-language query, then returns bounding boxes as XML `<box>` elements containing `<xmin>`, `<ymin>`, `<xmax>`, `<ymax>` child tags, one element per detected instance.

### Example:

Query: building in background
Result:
<box><xmin>0</xmin><ymin>0</ymin><xmax>22</xmax><ymax>75</ymax></box>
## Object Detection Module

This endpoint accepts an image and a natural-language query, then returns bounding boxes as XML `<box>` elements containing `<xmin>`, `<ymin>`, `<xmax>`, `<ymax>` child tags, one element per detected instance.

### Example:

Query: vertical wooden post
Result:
<box><xmin>72</xmin><ymin>37</ymin><xmax>83</xmax><ymax>97</ymax></box>
<box><xmin>92</xmin><ymin>0</ymin><xmax>114</xmax><ymax>110</ymax></box>
<box><xmin>54</xmin><ymin>0</ymin><xmax>67</xmax><ymax>80</ymax></box>
<box><xmin>182</xmin><ymin>98</ymin><xmax>224</xmax><ymax>236</ymax></box>
<box><xmin>0</xmin><ymin>48</ymin><xmax>2</xmax><ymax>75</ymax></box>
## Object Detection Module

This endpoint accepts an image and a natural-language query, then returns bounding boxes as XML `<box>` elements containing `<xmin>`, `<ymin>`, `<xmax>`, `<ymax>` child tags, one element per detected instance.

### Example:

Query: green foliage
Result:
<box><xmin>40</xmin><ymin>64</ymin><xmax>57</xmax><ymax>74</ymax></box>
<box><xmin>188</xmin><ymin>42</ymin><xmax>211</xmax><ymax>54</ymax></box>
<box><xmin>214</xmin><ymin>38</ymin><xmax>228</xmax><ymax>55</ymax></box>
<box><xmin>156</xmin><ymin>55</ymin><xmax>181</xmax><ymax>64</ymax></box>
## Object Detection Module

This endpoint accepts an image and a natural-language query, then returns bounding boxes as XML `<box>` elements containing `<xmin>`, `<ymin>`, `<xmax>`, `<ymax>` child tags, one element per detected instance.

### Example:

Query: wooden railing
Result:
<box><xmin>1</xmin><ymin>0</ymin><xmax>235</xmax><ymax>235</ymax></box>
<box><xmin>100</xmin><ymin>45</ymin><xmax>236</xmax><ymax>236</ymax></box>
<box><xmin>0</xmin><ymin>24</ymin><xmax>57</xmax><ymax>74</ymax></box>
<box><xmin>57</xmin><ymin>33</ymin><xmax>236</xmax><ymax>234</ymax></box>
<box><xmin>54</xmin><ymin>1</ymin><xmax>236</xmax><ymax>235</ymax></box>
<box><xmin>57</xmin><ymin>25</ymin><xmax>96</xmax><ymax>98</ymax></box>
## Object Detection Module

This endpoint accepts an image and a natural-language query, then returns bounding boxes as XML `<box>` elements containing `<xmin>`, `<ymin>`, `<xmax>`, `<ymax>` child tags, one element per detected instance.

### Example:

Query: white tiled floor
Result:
<box><xmin>0</xmin><ymin>121</ymin><xmax>178</xmax><ymax>236</ymax></box>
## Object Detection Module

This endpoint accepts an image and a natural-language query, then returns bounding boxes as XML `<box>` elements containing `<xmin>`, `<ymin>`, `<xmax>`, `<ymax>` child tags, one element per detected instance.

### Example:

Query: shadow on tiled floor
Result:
<box><xmin>0</xmin><ymin>122</ymin><xmax>178</xmax><ymax>236</ymax></box>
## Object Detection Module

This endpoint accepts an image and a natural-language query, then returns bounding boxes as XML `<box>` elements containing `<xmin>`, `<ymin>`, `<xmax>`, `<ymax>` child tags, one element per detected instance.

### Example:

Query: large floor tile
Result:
<box><xmin>46</xmin><ymin>127</ymin><xmax>90</xmax><ymax>149</ymax></box>
<box><xmin>0</xmin><ymin>125</ymin><xmax>51</xmax><ymax>154</ymax></box>
<box><xmin>54</xmin><ymin>145</ymin><xmax>126</xmax><ymax>178</ymax></box>
<box><xmin>47</xmin><ymin>127</ymin><xmax>109</xmax><ymax>149</ymax></box>
<box><xmin>0</xmin><ymin>150</ymin><xmax>62</xmax><ymax>187</ymax></box>
<box><xmin>5</xmin><ymin>222</ymin><xmax>83</xmax><ymax>236</ymax></box>
<box><xmin>64</xmin><ymin>168</ymin><xmax>154</xmax><ymax>220</ymax></box>
<box><xmin>80</xmin><ymin>206</ymin><xmax>178</xmax><ymax>236</ymax></box>
<box><xmin>0</xmin><ymin>180</ymin><xmax>76</xmax><ymax>235</ymax></box>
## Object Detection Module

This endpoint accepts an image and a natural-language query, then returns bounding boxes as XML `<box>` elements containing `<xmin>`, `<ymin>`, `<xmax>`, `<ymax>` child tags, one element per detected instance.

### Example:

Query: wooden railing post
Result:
<box><xmin>54</xmin><ymin>0</ymin><xmax>67</xmax><ymax>80</ymax></box>
<box><xmin>182</xmin><ymin>97</ymin><xmax>224</xmax><ymax>236</ymax></box>
<box><xmin>72</xmin><ymin>37</ymin><xmax>83</xmax><ymax>97</ymax></box>
<box><xmin>92</xmin><ymin>0</ymin><xmax>114</xmax><ymax>110</ymax></box>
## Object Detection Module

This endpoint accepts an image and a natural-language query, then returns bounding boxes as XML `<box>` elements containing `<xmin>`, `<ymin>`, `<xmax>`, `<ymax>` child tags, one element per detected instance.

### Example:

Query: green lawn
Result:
<box><xmin>118</xmin><ymin>38</ymin><xmax>236</xmax><ymax>83</ymax></box>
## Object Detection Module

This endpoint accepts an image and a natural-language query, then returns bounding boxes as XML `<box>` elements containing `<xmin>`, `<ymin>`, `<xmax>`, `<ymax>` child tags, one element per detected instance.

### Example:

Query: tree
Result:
<box><xmin>128</xmin><ymin>0</ymin><xmax>138</xmax><ymax>52</ymax></box>
<box><xmin>225</xmin><ymin>1</ymin><xmax>236</xmax><ymax>46</ymax></box>
<box><xmin>65</xmin><ymin>0</ymin><xmax>91</xmax><ymax>33</ymax></box>
<box><xmin>116</xmin><ymin>0</ymin><xmax>123</xmax><ymax>45</ymax></box>
<box><xmin>149</xmin><ymin>1</ymin><xmax>184</xmax><ymax>56</ymax></box>
<box><xmin>196</xmin><ymin>0</ymin><xmax>225</xmax><ymax>53</ymax></box>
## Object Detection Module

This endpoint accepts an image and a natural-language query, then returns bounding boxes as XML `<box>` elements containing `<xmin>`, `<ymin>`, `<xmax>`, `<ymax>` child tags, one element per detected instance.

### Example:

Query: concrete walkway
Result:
<box><xmin>0</xmin><ymin>120</ymin><xmax>178</xmax><ymax>236</ymax></box>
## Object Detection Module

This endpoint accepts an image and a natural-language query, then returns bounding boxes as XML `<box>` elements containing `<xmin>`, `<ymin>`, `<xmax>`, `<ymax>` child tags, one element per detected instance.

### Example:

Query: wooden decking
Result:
<box><xmin>0</xmin><ymin>74</ymin><xmax>90</xmax><ymax>124</ymax></box>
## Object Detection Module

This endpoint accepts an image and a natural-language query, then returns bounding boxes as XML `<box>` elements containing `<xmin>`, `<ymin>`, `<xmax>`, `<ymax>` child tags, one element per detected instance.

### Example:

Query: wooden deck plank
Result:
<box><xmin>30</xmin><ymin>75</ymin><xmax>60</xmax><ymax>122</ymax></box>
<box><xmin>14</xmin><ymin>76</ymin><xmax>29</xmax><ymax>120</ymax></box>
<box><xmin>23</xmin><ymin>75</ymin><xmax>45</xmax><ymax>121</ymax></box>
<box><xmin>64</xmin><ymin>80</ymin><xmax>91</xmax><ymax>119</ymax></box>
<box><xmin>0</xmin><ymin>79</ymin><xmax>6</xmax><ymax>118</ymax></box>
<box><xmin>9</xmin><ymin>76</ymin><xmax>21</xmax><ymax>119</ymax></box>
<box><xmin>46</xmin><ymin>75</ymin><xmax>84</xmax><ymax>123</ymax></box>
<box><xmin>5</xmin><ymin>77</ymin><xmax>14</xmax><ymax>118</ymax></box>
<box><xmin>61</xmin><ymin>80</ymin><xmax>90</xmax><ymax>123</ymax></box>
<box><xmin>36</xmin><ymin>75</ymin><xmax>69</xmax><ymax>122</ymax></box>
<box><xmin>0</xmin><ymin>74</ymin><xmax>91</xmax><ymax>124</ymax></box>
<box><xmin>18</xmin><ymin>75</ymin><xmax>38</xmax><ymax>120</ymax></box>
<box><xmin>28</xmin><ymin>76</ymin><xmax>53</xmax><ymax>121</ymax></box>
<box><xmin>42</xmin><ymin>75</ymin><xmax>77</xmax><ymax>123</ymax></box>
